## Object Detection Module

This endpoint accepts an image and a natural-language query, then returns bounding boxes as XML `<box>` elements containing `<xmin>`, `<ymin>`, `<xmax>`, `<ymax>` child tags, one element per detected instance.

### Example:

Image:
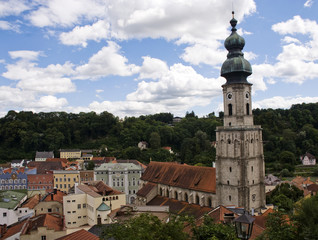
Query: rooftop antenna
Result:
<box><xmin>232</xmin><ymin>1</ymin><xmax>235</xmax><ymax>18</ymax></box>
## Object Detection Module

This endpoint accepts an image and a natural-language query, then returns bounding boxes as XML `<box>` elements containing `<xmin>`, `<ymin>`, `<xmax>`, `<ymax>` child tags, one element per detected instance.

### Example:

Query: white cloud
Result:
<box><xmin>282</xmin><ymin>36</ymin><xmax>301</xmax><ymax>44</ymax></box>
<box><xmin>59</xmin><ymin>20</ymin><xmax>110</xmax><ymax>47</ymax></box>
<box><xmin>0</xmin><ymin>86</ymin><xmax>68</xmax><ymax>112</ymax></box>
<box><xmin>29</xmin><ymin>95</ymin><xmax>68</xmax><ymax>110</ymax></box>
<box><xmin>23</xmin><ymin>0</ymin><xmax>257</xmax><ymax>62</ymax></box>
<box><xmin>304</xmin><ymin>0</ymin><xmax>314</xmax><ymax>7</ymax></box>
<box><xmin>138</xmin><ymin>56</ymin><xmax>169</xmax><ymax>80</ymax></box>
<box><xmin>8</xmin><ymin>50</ymin><xmax>42</xmax><ymax>61</ymax></box>
<box><xmin>254</xmin><ymin>96</ymin><xmax>318</xmax><ymax>109</ymax></box>
<box><xmin>180</xmin><ymin>41</ymin><xmax>226</xmax><ymax>66</ymax></box>
<box><xmin>75</xmin><ymin>41</ymin><xmax>139</xmax><ymax>79</ymax></box>
<box><xmin>0</xmin><ymin>0</ymin><xmax>30</xmax><ymax>17</ymax></box>
<box><xmin>27</xmin><ymin>0</ymin><xmax>106</xmax><ymax>27</ymax></box>
<box><xmin>250</xmin><ymin>16</ymin><xmax>318</xmax><ymax>85</ymax></box>
<box><xmin>0</xmin><ymin>20</ymin><xmax>20</xmax><ymax>32</ymax></box>
<box><xmin>96</xmin><ymin>89</ymin><xmax>104</xmax><ymax>93</ymax></box>
<box><xmin>3</xmin><ymin>52</ymin><xmax>76</xmax><ymax>94</ymax></box>
<box><xmin>84</xmin><ymin>61</ymin><xmax>226</xmax><ymax>117</ymax></box>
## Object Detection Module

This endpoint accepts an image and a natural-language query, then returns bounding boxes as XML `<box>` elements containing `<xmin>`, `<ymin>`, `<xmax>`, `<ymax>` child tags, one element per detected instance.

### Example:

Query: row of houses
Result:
<box><xmin>0</xmin><ymin>158</ymin><xmax>145</xmax><ymax>202</ymax></box>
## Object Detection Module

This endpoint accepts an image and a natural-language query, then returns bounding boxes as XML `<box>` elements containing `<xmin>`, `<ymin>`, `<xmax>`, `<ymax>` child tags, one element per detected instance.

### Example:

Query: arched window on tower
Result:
<box><xmin>246</xmin><ymin>103</ymin><xmax>250</xmax><ymax>115</ymax></box>
<box><xmin>228</xmin><ymin>104</ymin><xmax>232</xmax><ymax>116</ymax></box>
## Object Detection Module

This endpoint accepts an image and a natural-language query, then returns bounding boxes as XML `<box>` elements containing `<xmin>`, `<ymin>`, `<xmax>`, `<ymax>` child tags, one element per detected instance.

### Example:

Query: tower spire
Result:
<box><xmin>221</xmin><ymin>12</ymin><xmax>251</xmax><ymax>84</ymax></box>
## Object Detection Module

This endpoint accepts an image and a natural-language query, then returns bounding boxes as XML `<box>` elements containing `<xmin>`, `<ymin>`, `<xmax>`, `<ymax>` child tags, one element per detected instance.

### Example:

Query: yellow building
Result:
<box><xmin>53</xmin><ymin>170</ymin><xmax>80</xmax><ymax>193</ymax></box>
<box><xmin>60</xmin><ymin>149</ymin><xmax>81</xmax><ymax>159</ymax></box>
<box><xmin>63</xmin><ymin>181</ymin><xmax>126</xmax><ymax>229</ymax></box>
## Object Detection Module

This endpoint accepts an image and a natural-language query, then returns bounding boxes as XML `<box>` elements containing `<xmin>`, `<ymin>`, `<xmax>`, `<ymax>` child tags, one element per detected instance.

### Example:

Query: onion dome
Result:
<box><xmin>221</xmin><ymin>12</ymin><xmax>252</xmax><ymax>84</ymax></box>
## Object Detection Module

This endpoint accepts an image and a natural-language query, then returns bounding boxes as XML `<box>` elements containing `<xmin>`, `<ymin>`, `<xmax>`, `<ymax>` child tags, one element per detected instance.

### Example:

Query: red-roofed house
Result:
<box><xmin>34</xmin><ymin>189</ymin><xmax>67</xmax><ymax>215</ymax></box>
<box><xmin>56</xmin><ymin>229</ymin><xmax>99</xmax><ymax>240</ymax></box>
<box><xmin>63</xmin><ymin>181</ymin><xmax>126</xmax><ymax>229</ymax></box>
<box><xmin>20</xmin><ymin>213</ymin><xmax>66</xmax><ymax>240</ymax></box>
<box><xmin>136</xmin><ymin>161</ymin><xmax>216</xmax><ymax>208</ymax></box>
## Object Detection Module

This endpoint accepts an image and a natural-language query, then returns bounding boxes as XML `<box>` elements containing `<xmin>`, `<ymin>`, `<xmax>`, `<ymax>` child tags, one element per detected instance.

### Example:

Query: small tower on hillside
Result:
<box><xmin>216</xmin><ymin>12</ymin><xmax>266</xmax><ymax>212</ymax></box>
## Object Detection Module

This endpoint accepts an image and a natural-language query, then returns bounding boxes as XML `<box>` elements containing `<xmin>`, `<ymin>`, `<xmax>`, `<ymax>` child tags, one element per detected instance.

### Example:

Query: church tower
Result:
<box><xmin>216</xmin><ymin>12</ymin><xmax>265</xmax><ymax>212</ymax></box>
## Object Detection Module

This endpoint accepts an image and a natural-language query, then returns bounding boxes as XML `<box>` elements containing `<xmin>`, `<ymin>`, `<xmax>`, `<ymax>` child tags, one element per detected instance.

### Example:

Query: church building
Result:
<box><xmin>136</xmin><ymin>13</ymin><xmax>265</xmax><ymax>213</ymax></box>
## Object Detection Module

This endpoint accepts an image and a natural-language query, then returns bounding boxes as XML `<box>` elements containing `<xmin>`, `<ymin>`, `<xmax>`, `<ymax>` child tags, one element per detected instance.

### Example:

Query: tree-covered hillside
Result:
<box><xmin>0</xmin><ymin>102</ymin><xmax>318</xmax><ymax>171</ymax></box>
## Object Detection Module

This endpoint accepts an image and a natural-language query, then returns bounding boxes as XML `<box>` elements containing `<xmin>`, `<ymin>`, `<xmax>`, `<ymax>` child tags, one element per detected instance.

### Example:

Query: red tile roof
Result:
<box><xmin>250</xmin><ymin>223</ymin><xmax>265</xmax><ymax>240</ymax></box>
<box><xmin>56</xmin><ymin>229</ymin><xmax>99</xmax><ymax>240</ymax></box>
<box><xmin>22</xmin><ymin>194</ymin><xmax>40</xmax><ymax>209</ymax></box>
<box><xmin>0</xmin><ymin>219</ymin><xmax>28</xmax><ymax>240</ymax></box>
<box><xmin>254</xmin><ymin>208</ymin><xmax>275</xmax><ymax>229</ymax></box>
<box><xmin>205</xmin><ymin>205</ymin><xmax>238</xmax><ymax>224</ymax></box>
<box><xmin>307</xmin><ymin>183</ymin><xmax>318</xmax><ymax>192</ymax></box>
<box><xmin>21</xmin><ymin>213</ymin><xmax>64</xmax><ymax>235</ymax></box>
<box><xmin>147</xmin><ymin>195</ymin><xmax>213</xmax><ymax>219</ymax></box>
<box><xmin>141</xmin><ymin>162</ymin><xmax>216</xmax><ymax>193</ymax></box>
<box><xmin>43</xmin><ymin>190</ymin><xmax>67</xmax><ymax>203</ymax></box>
<box><xmin>27</xmin><ymin>161</ymin><xmax>63</xmax><ymax>174</ymax></box>
<box><xmin>136</xmin><ymin>182</ymin><xmax>157</xmax><ymax>197</ymax></box>
<box><xmin>77</xmin><ymin>181</ymin><xmax>124</xmax><ymax>197</ymax></box>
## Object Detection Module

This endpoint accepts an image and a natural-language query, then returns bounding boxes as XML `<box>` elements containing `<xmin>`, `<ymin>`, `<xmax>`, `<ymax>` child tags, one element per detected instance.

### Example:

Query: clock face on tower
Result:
<box><xmin>227</xmin><ymin>93</ymin><xmax>232</xmax><ymax>100</ymax></box>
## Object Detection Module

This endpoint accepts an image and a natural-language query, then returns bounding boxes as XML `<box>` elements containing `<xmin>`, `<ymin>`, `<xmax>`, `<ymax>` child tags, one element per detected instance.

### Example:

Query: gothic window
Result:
<box><xmin>208</xmin><ymin>198</ymin><xmax>212</xmax><ymax>207</ymax></box>
<box><xmin>229</xmin><ymin>195</ymin><xmax>232</xmax><ymax>201</ymax></box>
<box><xmin>229</xmin><ymin>167</ymin><xmax>232</xmax><ymax>172</ymax></box>
<box><xmin>196</xmin><ymin>195</ymin><xmax>200</xmax><ymax>205</ymax></box>
<box><xmin>184</xmin><ymin>193</ymin><xmax>188</xmax><ymax>202</ymax></box>
<box><xmin>175</xmin><ymin>191</ymin><xmax>178</xmax><ymax>200</ymax></box>
<box><xmin>251</xmin><ymin>166</ymin><xmax>254</xmax><ymax>172</ymax></box>
<box><xmin>166</xmin><ymin>188</ymin><xmax>169</xmax><ymax>197</ymax></box>
<box><xmin>227</xmin><ymin>139</ymin><xmax>231</xmax><ymax>144</ymax></box>
<box><xmin>227</xmin><ymin>180</ymin><xmax>230</xmax><ymax>185</ymax></box>
<box><xmin>252</xmin><ymin>194</ymin><xmax>256</xmax><ymax>202</ymax></box>
<box><xmin>246</xmin><ymin>103</ymin><xmax>250</xmax><ymax>115</ymax></box>
<box><xmin>160</xmin><ymin>188</ymin><xmax>163</xmax><ymax>196</ymax></box>
<box><xmin>228</xmin><ymin>104</ymin><xmax>233</xmax><ymax>116</ymax></box>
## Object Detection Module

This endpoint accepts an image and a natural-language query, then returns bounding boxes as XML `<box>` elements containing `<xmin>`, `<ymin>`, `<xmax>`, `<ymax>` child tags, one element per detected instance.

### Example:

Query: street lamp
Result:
<box><xmin>233</xmin><ymin>210</ymin><xmax>255</xmax><ymax>240</ymax></box>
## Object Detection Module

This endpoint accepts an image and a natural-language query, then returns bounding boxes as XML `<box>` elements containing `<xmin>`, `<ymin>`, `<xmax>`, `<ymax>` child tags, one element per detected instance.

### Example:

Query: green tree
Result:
<box><xmin>101</xmin><ymin>213</ymin><xmax>189</xmax><ymax>240</ymax></box>
<box><xmin>192</xmin><ymin>215</ymin><xmax>238</xmax><ymax>240</ymax></box>
<box><xmin>279</xmin><ymin>151</ymin><xmax>296</xmax><ymax>165</ymax></box>
<box><xmin>267</xmin><ymin>183</ymin><xmax>303</xmax><ymax>211</ymax></box>
<box><xmin>293</xmin><ymin>195</ymin><xmax>318</xmax><ymax>240</ymax></box>
<box><xmin>149</xmin><ymin>132</ymin><xmax>161</xmax><ymax>149</ymax></box>
<box><xmin>256</xmin><ymin>211</ymin><xmax>297</xmax><ymax>240</ymax></box>
<box><xmin>86</xmin><ymin>161</ymin><xmax>95</xmax><ymax>170</ymax></box>
<box><xmin>123</xmin><ymin>147</ymin><xmax>141</xmax><ymax>159</ymax></box>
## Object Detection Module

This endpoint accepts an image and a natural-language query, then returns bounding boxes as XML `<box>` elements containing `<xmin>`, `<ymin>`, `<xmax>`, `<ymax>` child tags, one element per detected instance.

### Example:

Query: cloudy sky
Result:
<box><xmin>0</xmin><ymin>0</ymin><xmax>318</xmax><ymax>118</ymax></box>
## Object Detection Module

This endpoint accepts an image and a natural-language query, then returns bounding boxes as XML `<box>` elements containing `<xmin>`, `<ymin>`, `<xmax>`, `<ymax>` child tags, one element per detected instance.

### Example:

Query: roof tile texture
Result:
<box><xmin>141</xmin><ymin>162</ymin><xmax>216</xmax><ymax>193</ymax></box>
<box><xmin>56</xmin><ymin>229</ymin><xmax>99</xmax><ymax>240</ymax></box>
<box><xmin>136</xmin><ymin>182</ymin><xmax>157</xmax><ymax>197</ymax></box>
